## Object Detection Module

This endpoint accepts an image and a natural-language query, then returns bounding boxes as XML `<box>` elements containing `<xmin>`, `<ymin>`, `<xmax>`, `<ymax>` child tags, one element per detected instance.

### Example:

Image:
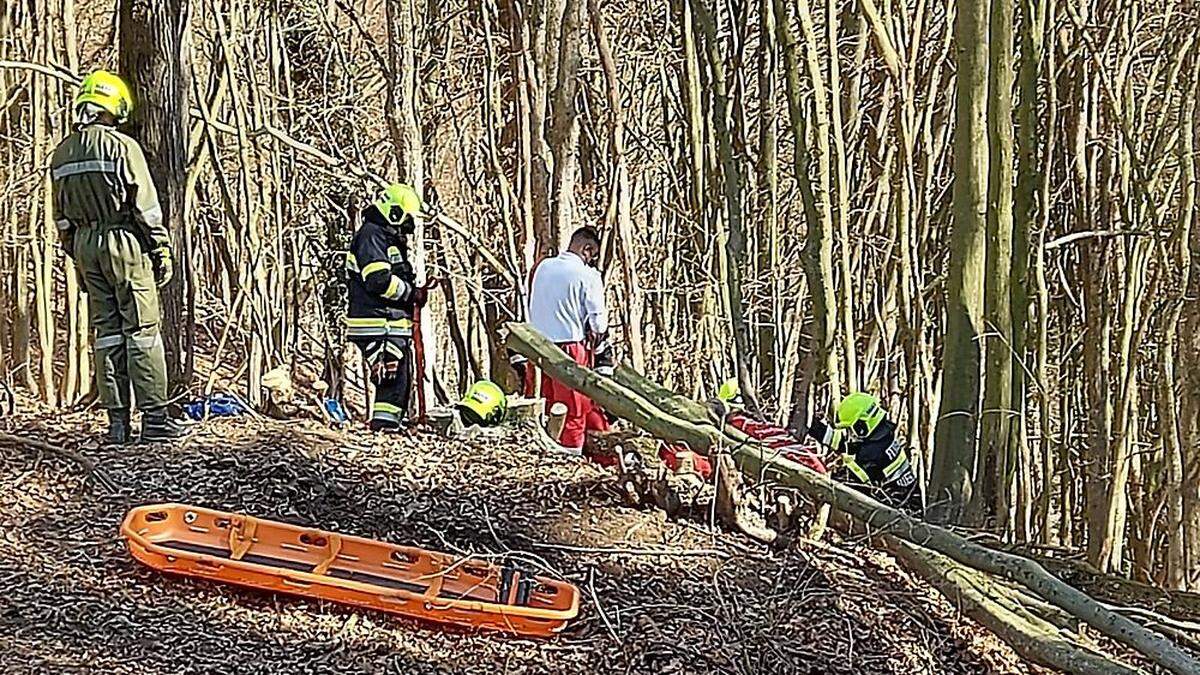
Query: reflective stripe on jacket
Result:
<box><xmin>346</xmin><ymin>205</ymin><xmax>416</xmax><ymax>332</ymax></box>
<box><xmin>50</xmin><ymin>123</ymin><xmax>167</xmax><ymax>248</ymax></box>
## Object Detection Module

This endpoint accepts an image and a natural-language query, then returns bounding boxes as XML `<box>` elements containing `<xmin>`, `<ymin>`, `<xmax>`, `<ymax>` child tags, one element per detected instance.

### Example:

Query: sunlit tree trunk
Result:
<box><xmin>692</xmin><ymin>0</ymin><xmax>758</xmax><ymax>411</ymax></box>
<box><xmin>930</xmin><ymin>0</ymin><xmax>990</xmax><ymax>524</ymax></box>
<box><xmin>588</xmin><ymin>0</ymin><xmax>645</xmax><ymax>372</ymax></box>
<box><xmin>977</xmin><ymin>0</ymin><xmax>1016</xmax><ymax>531</ymax></box>
<box><xmin>119</xmin><ymin>0</ymin><xmax>193</xmax><ymax>393</ymax></box>
<box><xmin>775</xmin><ymin>0</ymin><xmax>841</xmax><ymax>432</ymax></box>
<box><xmin>754</xmin><ymin>0</ymin><xmax>779</xmax><ymax>400</ymax></box>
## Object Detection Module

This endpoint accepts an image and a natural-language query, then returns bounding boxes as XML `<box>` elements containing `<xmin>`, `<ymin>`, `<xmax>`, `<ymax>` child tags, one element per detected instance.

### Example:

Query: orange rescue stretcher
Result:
<box><xmin>120</xmin><ymin>503</ymin><xmax>580</xmax><ymax>637</ymax></box>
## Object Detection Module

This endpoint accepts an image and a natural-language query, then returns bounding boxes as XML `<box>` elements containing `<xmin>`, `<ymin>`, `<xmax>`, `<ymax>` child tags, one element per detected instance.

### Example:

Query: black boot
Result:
<box><xmin>142</xmin><ymin>408</ymin><xmax>192</xmax><ymax>442</ymax></box>
<box><xmin>105</xmin><ymin>409</ymin><xmax>131</xmax><ymax>445</ymax></box>
<box><xmin>368</xmin><ymin>418</ymin><xmax>404</xmax><ymax>433</ymax></box>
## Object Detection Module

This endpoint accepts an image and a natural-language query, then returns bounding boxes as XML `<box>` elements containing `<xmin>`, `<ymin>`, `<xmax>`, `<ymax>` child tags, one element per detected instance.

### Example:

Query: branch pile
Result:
<box><xmin>506</xmin><ymin>321</ymin><xmax>1200</xmax><ymax>675</ymax></box>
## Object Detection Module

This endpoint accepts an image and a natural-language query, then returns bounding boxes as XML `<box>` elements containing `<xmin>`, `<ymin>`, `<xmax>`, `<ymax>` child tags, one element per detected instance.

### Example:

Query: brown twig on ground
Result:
<box><xmin>0</xmin><ymin>431</ymin><xmax>120</xmax><ymax>493</ymax></box>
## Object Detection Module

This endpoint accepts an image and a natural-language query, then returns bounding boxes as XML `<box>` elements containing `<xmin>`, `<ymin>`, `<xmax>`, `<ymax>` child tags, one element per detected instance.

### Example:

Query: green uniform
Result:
<box><xmin>50</xmin><ymin>122</ymin><xmax>169</xmax><ymax>411</ymax></box>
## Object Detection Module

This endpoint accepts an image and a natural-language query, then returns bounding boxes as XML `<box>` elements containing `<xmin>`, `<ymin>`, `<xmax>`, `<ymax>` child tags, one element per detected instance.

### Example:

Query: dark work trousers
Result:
<box><xmin>354</xmin><ymin>336</ymin><xmax>413</xmax><ymax>429</ymax></box>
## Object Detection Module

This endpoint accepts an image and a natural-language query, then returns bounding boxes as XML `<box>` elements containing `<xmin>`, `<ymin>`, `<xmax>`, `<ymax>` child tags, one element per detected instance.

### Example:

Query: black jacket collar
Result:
<box><xmin>363</xmin><ymin>204</ymin><xmax>392</xmax><ymax>228</ymax></box>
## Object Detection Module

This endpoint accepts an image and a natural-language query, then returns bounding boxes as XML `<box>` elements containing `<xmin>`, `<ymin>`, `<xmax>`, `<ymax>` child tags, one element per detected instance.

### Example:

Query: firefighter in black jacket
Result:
<box><xmin>806</xmin><ymin>392</ymin><xmax>923</xmax><ymax>513</ymax></box>
<box><xmin>346</xmin><ymin>183</ymin><xmax>426</xmax><ymax>430</ymax></box>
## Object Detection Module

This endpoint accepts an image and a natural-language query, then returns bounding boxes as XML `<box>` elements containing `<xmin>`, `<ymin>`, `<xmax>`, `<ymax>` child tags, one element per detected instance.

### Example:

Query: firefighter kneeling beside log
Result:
<box><xmin>806</xmin><ymin>392</ymin><xmax>924</xmax><ymax>513</ymax></box>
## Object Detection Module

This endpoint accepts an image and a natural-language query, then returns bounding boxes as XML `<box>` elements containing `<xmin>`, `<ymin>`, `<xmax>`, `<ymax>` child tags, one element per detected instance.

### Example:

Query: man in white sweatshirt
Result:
<box><xmin>526</xmin><ymin>226</ymin><xmax>613</xmax><ymax>448</ymax></box>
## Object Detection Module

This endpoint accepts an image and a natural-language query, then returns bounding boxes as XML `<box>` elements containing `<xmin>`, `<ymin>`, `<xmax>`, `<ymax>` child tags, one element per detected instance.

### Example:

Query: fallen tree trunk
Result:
<box><xmin>883</xmin><ymin>536</ymin><xmax>1142</xmax><ymax>675</ymax></box>
<box><xmin>506</xmin><ymin>322</ymin><xmax>1200</xmax><ymax>675</ymax></box>
<box><xmin>728</xmin><ymin>451</ymin><xmax>1198</xmax><ymax>674</ymax></box>
<box><xmin>507</xmin><ymin>324</ymin><xmax>718</xmax><ymax>450</ymax></box>
<box><xmin>1001</xmin><ymin>543</ymin><xmax>1200</xmax><ymax>623</ymax></box>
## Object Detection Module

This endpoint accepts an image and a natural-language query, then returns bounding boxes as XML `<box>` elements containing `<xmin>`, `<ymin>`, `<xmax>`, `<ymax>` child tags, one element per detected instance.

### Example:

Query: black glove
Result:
<box><xmin>594</xmin><ymin>347</ymin><xmax>614</xmax><ymax>377</ymax></box>
<box><xmin>150</xmin><ymin>246</ymin><xmax>173</xmax><ymax>287</ymax></box>
<box><xmin>807</xmin><ymin>418</ymin><xmax>829</xmax><ymax>443</ymax></box>
<box><xmin>588</xmin><ymin>327</ymin><xmax>614</xmax><ymax>376</ymax></box>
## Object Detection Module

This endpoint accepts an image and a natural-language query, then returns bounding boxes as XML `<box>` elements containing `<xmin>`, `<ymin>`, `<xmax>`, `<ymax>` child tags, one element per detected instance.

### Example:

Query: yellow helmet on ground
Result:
<box><xmin>374</xmin><ymin>183</ymin><xmax>422</xmax><ymax>229</ymax></box>
<box><xmin>836</xmin><ymin>392</ymin><xmax>887</xmax><ymax>439</ymax></box>
<box><xmin>458</xmin><ymin>380</ymin><xmax>507</xmax><ymax>426</ymax></box>
<box><xmin>75</xmin><ymin>70</ymin><xmax>133</xmax><ymax>123</ymax></box>
<box><xmin>716</xmin><ymin>378</ymin><xmax>740</xmax><ymax>403</ymax></box>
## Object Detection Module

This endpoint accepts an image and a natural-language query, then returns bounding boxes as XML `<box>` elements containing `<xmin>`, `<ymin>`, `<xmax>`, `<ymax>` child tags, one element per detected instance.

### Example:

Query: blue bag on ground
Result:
<box><xmin>183</xmin><ymin>394</ymin><xmax>248</xmax><ymax>420</ymax></box>
<box><xmin>324</xmin><ymin>398</ymin><xmax>349</xmax><ymax>424</ymax></box>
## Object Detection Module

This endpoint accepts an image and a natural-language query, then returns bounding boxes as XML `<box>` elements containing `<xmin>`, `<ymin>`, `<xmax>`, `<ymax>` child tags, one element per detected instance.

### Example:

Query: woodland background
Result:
<box><xmin>2</xmin><ymin>0</ymin><xmax>1199</xmax><ymax>595</ymax></box>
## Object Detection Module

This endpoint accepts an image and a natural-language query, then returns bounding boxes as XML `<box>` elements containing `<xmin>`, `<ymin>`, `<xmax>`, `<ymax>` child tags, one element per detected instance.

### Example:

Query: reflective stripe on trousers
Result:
<box><xmin>95</xmin><ymin>334</ymin><xmax>124</xmax><ymax>349</ymax></box>
<box><xmin>372</xmin><ymin>401</ymin><xmax>402</xmax><ymax>423</ymax></box>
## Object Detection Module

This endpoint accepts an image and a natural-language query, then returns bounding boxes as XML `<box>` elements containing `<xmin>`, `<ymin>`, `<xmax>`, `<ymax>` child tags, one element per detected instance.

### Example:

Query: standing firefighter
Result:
<box><xmin>806</xmin><ymin>393</ymin><xmax>922</xmax><ymax>512</ymax></box>
<box><xmin>346</xmin><ymin>183</ymin><xmax>426</xmax><ymax>430</ymax></box>
<box><xmin>51</xmin><ymin>70</ymin><xmax>190</xmax><ymax>444</ymax></box>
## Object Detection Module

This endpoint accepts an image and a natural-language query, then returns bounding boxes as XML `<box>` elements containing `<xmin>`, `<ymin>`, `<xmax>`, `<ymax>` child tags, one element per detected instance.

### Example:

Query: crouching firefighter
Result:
<box><xmin>51</xmin><ymin>70</ymin><xmax>191</xmax><ymax>444</ymax></box>
<box><xmin>456</xmin><ymin>380</ymin><xmax>508</xmax><ymax>427</ymax></box>
<box><xmin>346</xmin><ymin>183</ymin><xmax>427</xmax><ymax>431</ymax></box>
<box><xmin>806</xmin><ymin>393</ymin><xmax>923</xmax><ymax>513</ymax></box>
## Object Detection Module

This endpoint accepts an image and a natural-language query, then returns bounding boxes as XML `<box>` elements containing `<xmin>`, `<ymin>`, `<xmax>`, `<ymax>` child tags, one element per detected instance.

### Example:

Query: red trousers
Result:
<box><xmin>541</xmin><ymin>341</ymin><xmax>609</xmax><ymax>448</ymax></box>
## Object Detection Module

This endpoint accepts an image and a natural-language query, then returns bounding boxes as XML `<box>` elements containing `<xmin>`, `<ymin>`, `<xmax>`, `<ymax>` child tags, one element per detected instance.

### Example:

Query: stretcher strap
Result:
<box><xmin>228</xmin><ymin>517</ymin><xmax>257</xmax><ymax>561</ymax></box>
<box><xmin>423</xmin><ymin>566</ymin><xmax>446</xmax><ymax>599</ymax></box>
<box><xmin>311</xmin><ymin>534</ymin><xmax>343</xmax><ymax>576</ymax></box>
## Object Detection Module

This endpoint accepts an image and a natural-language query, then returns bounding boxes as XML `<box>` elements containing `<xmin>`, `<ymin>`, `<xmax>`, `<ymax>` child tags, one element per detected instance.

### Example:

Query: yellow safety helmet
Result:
<box><xmin>75</xmin><ymin>70</ymin><xmax>133</xmax><ymax>123</ymax></box>
<box><xmin>716</xmin><ymin>378</ymin><xmax>741</xmax><ymax>404</ymax></box>
<box><xmin>835</xmin><ymin>392</ymin><xmax>887</xmax><ymax>440</ymax></box>
<box><xmin>374</xmin><ymin>183</ymin><xmax>423</xmax><ymax>229</ymax></box>
<box><xmin>457</xmin><ymin>380</ymin><xmax>507</xmax><ymax>426</ymax></box>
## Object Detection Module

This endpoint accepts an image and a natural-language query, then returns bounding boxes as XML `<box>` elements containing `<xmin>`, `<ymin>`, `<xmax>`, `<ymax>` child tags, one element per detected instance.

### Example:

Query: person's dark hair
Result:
<box><xmin>569</xmin><ymin>226</ymin><xmax>601</xmax><ymax>249</ymax></box>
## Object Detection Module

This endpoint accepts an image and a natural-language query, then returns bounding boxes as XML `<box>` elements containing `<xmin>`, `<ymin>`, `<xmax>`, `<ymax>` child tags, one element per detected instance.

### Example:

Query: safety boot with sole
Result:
<box><xmin>141</xmin><ymin>409</ymin><xmax>193</xmax><ymax>442</ymax></box>
<box><xmin>105</xmin><ymin>409</ymin><xmax>132</xmax><ymax>445</ymax></box>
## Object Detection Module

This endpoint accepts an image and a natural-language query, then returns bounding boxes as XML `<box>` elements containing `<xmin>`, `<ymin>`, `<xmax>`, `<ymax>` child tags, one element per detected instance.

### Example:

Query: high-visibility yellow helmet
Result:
<box><xmin>457</xmin><ymin>380</ymin><xmax>507</xmax><ymax>426</ymax></box>
<box><xmin>717</xmin><ymin>378</ymin><xmax>740</xmax><ymax>403</ymax></box>
<box><xmin>374</xmin><ymin>183</ymin><xmax>422</xmax><ymax>228</ymax></box>
<box><xmin>75</xmin><ymin>70</ymin><xmax>133</xmax><ymax>123</ymax></box>
<box><xmin>836</xmin><ymin>392</ymin><xmax>886</xmax><ymax>439</ymax></box>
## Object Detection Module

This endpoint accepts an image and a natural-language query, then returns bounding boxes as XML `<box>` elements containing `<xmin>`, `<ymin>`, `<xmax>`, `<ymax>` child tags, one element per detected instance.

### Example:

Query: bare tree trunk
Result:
<box><xmin>546</xmin><ymin>0</ymin><xmax>583</xmax><ymax>248</ymax></box>
<box><xmin>930</xmin><ymin>0</ymin><xmax>990</xmax><ymax>524</ymax></box>
<box><xmin>386</xmin><ymin>0</ymin><xmax>434</xmax><ymax>409</ymax></box>
<box><xmin>60</xmin><ymin>0</ymin><xmax>89</xmax><ymax>403</ymax></box>
<box><xmin>119</xmin><ymin>0</ymin><xmax>193</xmax><ymax>394</ymax></box>
<box><xmin>691</xmin><ymin>0</ymin><xmax>758</xmax><ymax>412</ymax></box>
<box><xmin>754</xmin><ymin>0</ymin><xmax>778</xmax><ymax>401</ymax></box>
<box><xmin>1015</xmin><ymin>0</ymin><xmax>1050</xmax><ymax>543</ymax></box>
<box><xmin>774</xmin><ymin>0</ymin><xmax>841</xmax><ymax>427</ymax></box>
<box><xmin>587</xmin><ymin>0</ymin><xmax>644</xmax><ymax>372</ymax></box>
<box><xmin>29</xmin><ymin>18</ymin><xmax>55</xmax><ymax>406</ymax></box>
<box><xmin>825</xmin><ymin>0</ymin><xmax>857</xmax><ymax>391</ymax></box>
<box><xmin>977</xmin><ymin>0</ymin><xmax>1017</xmax><ymax>531</ymax></box>
<box><xmin>1175</xmin><ymin>65</ymin><xmax>1200</xmax><ymax>589</ymax></box>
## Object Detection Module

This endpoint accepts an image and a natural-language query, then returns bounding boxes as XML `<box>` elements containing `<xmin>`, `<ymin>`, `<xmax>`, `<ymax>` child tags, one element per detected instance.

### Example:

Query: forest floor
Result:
<box><xmin>0</xmin><ymin>397</ymin><xmax>1051</xmax><ymax>675</ymax></box>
